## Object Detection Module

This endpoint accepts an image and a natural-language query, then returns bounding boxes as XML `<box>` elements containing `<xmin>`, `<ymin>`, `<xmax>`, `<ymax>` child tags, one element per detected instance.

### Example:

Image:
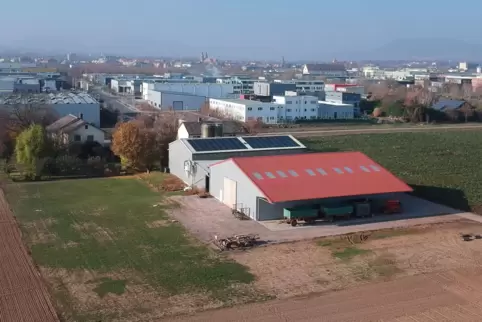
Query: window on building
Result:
<box><xmin>270</xmin><ymin>107</ymin><xmax>275</xmax><ymax>110</ymax></box>
<box><xmin>311</xmin><ymin>108</ymin><xmax>315</xmax><ymax>112</ymax></box>
<box><xmin>247</xmin><ymin>107</ymin><xmax>252</xmax><ymax>111</ymax></box>
<box><xmin>311</xmin><ymin>100</ymin><xmax>317</xmax><ymax>104</ymax></box>
<box><xmin>304</xmin><ymin>109</ymin><xmax>307</xmax><ymax>112</ymax></box>
<box><xmin>286</xmin><ymin>101</ymin><xmax>292</xmax><ymax>104</ymax></box>
<box><xmin>84</xmin><ymin>125</ymin><xmax>88</xmax><ymax>129</ymax></box>
<box><xmin>304</xmin><ymin>101</ymin><xmax>307</xmax><ymax>104</ymax></box>
<box><xmin>86</xmin><ymin>135</ymin><xmax>94</xmax><ymax>142</ymax></box>
<box><xmin>287</xmin><ymin>108</ymin><xmax>291</xmax><ymax>112</ymax></box>
<box><xmin>73</xmin><ymin>135</ymin><xmax>81</xmax><ymax>142</ymax></box>
<box><xmin>258</xmin><ymin>107</ymin><xmax>263</xmax><ymax>110</ymax></box>
<box><xmin>257</xmin><ymin>117</ymin><xmax>262</xmax><ymax>121</ymax></box>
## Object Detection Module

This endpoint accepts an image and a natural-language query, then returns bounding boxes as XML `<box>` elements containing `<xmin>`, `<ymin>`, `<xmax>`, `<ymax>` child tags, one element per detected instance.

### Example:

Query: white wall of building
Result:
<box><xmin>209</xmin><ymin>99</ymin><xmax>281</xmax><ymax>123</ymax></box>
<box><xmin>148</xmin><ymin>91</ymin><xmax>206</xmax><ymax>110</ymax></box>
<box><xmin>66</xmin><ymin>124</ymin><xmax>105</xmax><ymax>144</ymax></box>
<box><xmin>273</xmin><ymin>94</ymin><xmax>319</xmax><ymax>121</ymax></box>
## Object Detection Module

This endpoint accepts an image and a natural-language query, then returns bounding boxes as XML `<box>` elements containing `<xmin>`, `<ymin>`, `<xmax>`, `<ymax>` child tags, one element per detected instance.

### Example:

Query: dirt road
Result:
<box><xmin>167</xmin><ymin>268</ymin><xmax>482</xmax><ymax>322</ymax></box>
<box><xmin>0</xmin><ymin>190</ymin><xmax>59</xmax><ymax>322</ymax></box>
<box><xmin>258</xmin><ymin>123</ymin><xmax>482</xmax><ymax>138</ymax></box>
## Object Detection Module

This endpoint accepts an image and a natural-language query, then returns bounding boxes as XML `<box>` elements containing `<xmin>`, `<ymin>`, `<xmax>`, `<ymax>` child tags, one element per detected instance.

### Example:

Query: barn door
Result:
<box><xmin>222</xmin><ymin>177</ymin><xmax>237</xmax><ymax>208</ymax></box>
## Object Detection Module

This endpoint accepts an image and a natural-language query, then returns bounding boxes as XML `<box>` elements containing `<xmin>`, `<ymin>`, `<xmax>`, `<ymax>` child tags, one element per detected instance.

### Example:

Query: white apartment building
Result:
<box><xmin>274</xmin><ymin>79</ymin><xmax>324</xmax><ymax>93</ymax></box>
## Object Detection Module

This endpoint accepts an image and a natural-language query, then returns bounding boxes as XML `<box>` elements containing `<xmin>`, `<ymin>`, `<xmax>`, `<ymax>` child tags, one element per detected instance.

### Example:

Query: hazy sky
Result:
<box><xmin>2</xmin><ymin>0</ymin><xmax>482</xmax><ymax>60</ymax></box>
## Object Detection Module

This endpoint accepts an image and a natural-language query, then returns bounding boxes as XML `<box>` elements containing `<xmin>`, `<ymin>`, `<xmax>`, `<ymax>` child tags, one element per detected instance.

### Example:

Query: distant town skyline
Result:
<box><xmin>2</xmin><ymin>0</ymin><xmax>482</xmax><ymax>61</ymax></box>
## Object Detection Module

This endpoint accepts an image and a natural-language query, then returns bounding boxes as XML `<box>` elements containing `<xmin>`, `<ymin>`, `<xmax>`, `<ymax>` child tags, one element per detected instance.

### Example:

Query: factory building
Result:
<box><xmin>273</xmin><ymin>79</ymin><xmax>325</xmax><ymax>94</ymax></box>
<box><xmin>0</xmin><ymin>92</ymin><xmax>100</xmax><ymax>127</ymax></box>
<box><xmin>209</xmin><ymin>92</ymin><xmax>319</xmax><ymax>123</ymax></box>
<box><xmin>209</xmin><ymin>152</ymin><xmax>412</xmax><ymax>221</ymax></box>
<box><xmin>318</xmin><ymin>101</ymin><xmax>355</xmax><ymax>119</ymax></box>
<box><xmin>147</xmin><ymin>90</ymin><xmax>207</xmax><ymax>111</ymax></box>
<box><xmin>143</xmin><ymin>82</ymin><xmax>235</xmax><ymax>101</ymax></box>
<box><xmin>168</xmin><ymin>135</ymin><xmax>307</xmax><ymax>190</ymax></box>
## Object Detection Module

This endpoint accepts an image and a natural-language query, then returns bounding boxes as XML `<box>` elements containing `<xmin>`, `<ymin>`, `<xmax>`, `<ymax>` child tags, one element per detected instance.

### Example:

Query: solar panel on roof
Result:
<box><xmin>187</xmin><ymin>138</ymin><xmax>247</xmax><ymax>152</ymax></box>
<box><xmin>243</xmin><ymin>136</ymin><xmax>300</xmax><ymax>149</ymax></box>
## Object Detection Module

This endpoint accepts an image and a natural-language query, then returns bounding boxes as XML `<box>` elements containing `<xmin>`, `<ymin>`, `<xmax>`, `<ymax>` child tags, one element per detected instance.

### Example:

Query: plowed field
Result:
<box><xmin>167</xmin><ymin>268</ymin><xmax>482</xmax><ymax>322</ymax></box>
<box><xmin>0</xmin><ymin>190</ymin><xmax>58</xmax><ymax>322</ymax></box>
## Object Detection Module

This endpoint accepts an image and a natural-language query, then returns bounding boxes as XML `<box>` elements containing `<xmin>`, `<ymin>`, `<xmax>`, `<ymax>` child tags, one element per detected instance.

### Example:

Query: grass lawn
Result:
<box><xmin>302</xmin><ymin>130</ymin><xmax>482</xmax><ymax>212</ymax></box>
<box><xmin>5</xmin><ymin>176</ymin><xmax>260</xmax><ymax>321</ymax></box>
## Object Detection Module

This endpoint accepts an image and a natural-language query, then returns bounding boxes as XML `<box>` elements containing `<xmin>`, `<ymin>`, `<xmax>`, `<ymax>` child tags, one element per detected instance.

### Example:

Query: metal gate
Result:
<box><xmin>222</xmin><ymin>177</ymin><xmax>237</xmax><ymax>208</ymax></box>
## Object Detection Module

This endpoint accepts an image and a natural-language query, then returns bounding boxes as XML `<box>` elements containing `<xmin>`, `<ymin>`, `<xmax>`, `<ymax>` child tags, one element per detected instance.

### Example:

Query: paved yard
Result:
<box><xmin>167</xmin><ymin>194</ymin><xmax>477</xmax><ymax>244</ymax></box>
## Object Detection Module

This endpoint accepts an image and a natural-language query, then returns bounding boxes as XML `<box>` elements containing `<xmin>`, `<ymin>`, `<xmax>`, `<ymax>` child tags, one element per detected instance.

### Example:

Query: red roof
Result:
<box><xmin>217</xmin><ymin>152</ymin><xmax>412</xmax><ymax>203</ymax></box>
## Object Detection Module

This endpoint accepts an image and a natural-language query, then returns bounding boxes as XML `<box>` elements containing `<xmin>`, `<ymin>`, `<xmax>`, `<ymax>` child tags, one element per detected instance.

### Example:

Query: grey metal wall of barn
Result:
<box><xmin>160</xmin><ymin>92</ymin><xmax>207</xmax><ymax>110</ymax></box>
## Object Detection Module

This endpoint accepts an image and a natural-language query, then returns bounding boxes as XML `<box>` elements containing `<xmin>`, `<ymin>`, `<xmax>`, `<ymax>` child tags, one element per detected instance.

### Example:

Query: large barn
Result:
<box><xmin>168</xmin><ymin>135</ymin><xmax>307</xmax><ymax>190</ymax></box>
<box><xmin>209</xmin><ymin>152</ymin><xmax>413</xmax><ymax>221</ymax></box>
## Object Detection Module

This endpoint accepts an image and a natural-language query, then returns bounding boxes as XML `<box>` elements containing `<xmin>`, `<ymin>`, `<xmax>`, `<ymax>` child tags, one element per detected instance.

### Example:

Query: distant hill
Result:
<box><xmin>332</xmin><ymin>38</ymin><xmax>482</xmax><ymax>62</ymax></box>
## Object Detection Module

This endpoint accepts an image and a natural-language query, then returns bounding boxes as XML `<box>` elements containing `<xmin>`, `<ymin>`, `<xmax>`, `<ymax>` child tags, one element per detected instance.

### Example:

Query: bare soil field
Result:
<box><xmin>168</xmin><ymin>220</ymin><xmax>482</xmax><ymax>321</ymax></box>
<box><xmin>0</xmin><ymin>190</ymin><xmax>58</xmax><ymax>322</ymax></box>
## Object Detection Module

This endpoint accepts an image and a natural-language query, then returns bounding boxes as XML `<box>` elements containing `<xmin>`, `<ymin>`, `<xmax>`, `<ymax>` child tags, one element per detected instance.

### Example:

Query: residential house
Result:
<box><xmin>430</xmin><ymin>99</ymin><xmax>475</xmax><ymax>121</ymax></box>
<box><xmin>46</xmin><ymin>114</ymin><xmax>105</xmax><ymax>144</ymax></box>
<box><xmin>177</xmin><ymin>120</ymin><xmax>248</xmax><ymax>139</ymax></box>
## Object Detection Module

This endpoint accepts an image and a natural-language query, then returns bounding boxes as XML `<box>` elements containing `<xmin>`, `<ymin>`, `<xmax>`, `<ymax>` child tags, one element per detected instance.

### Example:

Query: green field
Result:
<box><xmin>5</xmin><ymin>177</ymin><xmax>258</xmax><ymax>321</ymax></box>
<box><xmin>302</xmin><ymin>130</ymin><xmax>482</xmax><ymax>212</ymax></box>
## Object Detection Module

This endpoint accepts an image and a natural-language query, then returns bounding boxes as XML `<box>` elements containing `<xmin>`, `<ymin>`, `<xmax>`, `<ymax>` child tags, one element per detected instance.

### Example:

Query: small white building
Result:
<box><xmin>209</xmin><ymin>98</ymin><xmax>283</xmax><ymax>124</ymax></box>
<box><xmin>273</xmin><ymin>92</ymin><xmax>319</xmax><ymax>121</ymax></box>
<box><xmin>46</xmin><ymin>114</ymin><xmax>105</xmax><ymax>144</ymax></box>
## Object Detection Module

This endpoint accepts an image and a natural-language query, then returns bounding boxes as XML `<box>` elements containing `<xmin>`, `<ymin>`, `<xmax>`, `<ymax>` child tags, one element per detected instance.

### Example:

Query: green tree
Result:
<box><xmin>15</xmin><ymin>125</ymin><xmax>49</xmax><ymax>179</ymax></box>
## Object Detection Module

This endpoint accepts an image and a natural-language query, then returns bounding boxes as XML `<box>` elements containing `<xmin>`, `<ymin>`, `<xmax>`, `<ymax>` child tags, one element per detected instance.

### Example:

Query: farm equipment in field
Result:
<box><xmin>214</xmin><ymin>234</ymin><xmax>259</xmax><ymax>250</ymax></box>
<box><xmin>381</xmin><ymin>200</ymin><xmax>402</xmax><ymax>214</ymax></box>
<box><xmin>283</xmin><ymin>206</ymin><xmax>319</xmax><ymax>226</ymax></box>
<box><xmin>320</xmin><ymin>204</ymin><xmax>354</xmax><ymax>222</ymax></box>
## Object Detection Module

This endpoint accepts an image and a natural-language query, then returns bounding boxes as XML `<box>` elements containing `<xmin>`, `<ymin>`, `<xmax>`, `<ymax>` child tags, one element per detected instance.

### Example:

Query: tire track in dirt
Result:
<box><xmin>0</xmin><ymin>189</ymin><xmax>58</xmax><ymax>322</ymax></box>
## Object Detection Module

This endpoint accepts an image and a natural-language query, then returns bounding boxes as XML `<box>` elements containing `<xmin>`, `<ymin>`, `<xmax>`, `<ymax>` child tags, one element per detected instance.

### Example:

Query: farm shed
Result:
<box><xmin>209</xmin><ymin>152</ymin><xmax>413</xmax><ymax>221</ymax></box>
<box><xmin>168</xmin><ymin>135</ymin><xmax>307</xmax><ymax>190</ymax></box>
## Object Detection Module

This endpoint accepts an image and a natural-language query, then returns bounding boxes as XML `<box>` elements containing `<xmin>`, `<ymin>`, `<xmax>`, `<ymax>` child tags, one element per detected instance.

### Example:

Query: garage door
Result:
<box><xmin>222</xmin><ymin>177</ymin><xmax>237</xmax><ymax>208</ymax></box>
<box><xmin>173</xmin><ymin>101</ymin><xmax>183</xmax><ymax>110</ymax></box>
